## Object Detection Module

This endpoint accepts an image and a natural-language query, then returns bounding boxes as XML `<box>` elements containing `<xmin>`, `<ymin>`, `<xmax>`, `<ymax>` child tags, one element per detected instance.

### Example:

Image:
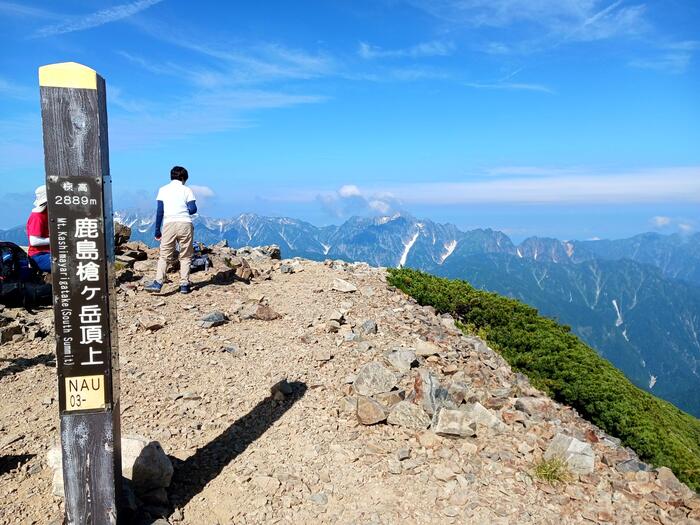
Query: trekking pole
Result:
<box><xmin>39</xmin><ymin>62</ymin><xmax>122</xmax><ymax>524</ymax></box>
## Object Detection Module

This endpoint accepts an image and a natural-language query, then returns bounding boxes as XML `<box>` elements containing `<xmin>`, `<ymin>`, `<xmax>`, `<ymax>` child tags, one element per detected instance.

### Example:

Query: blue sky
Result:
<box><xmin>1</xmin><ymin>0</ymin><xmax>698</xmax><ymax>240</ymax></box>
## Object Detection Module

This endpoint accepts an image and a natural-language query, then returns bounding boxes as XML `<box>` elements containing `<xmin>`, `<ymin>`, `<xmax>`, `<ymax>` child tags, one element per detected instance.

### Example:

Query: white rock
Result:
<box><xmin>463</xmin><ymin>402</ymin><xmax>507</xmax><ymax>432</ymax></box>
<box><xmin>433</xmin><ymin>408</ymin><xmax>476</xmax><ymax>438</ymax></box>
<box><xmin>415</xmin><ymin>339</ymin><xmax>440</xmax><ymax>357</ymax></box>
<box><xmin>544</xmin><ymin>433</ymin><xmax>595</xmax><ymax>475</ymax></box>
<box><xmin>331</xmin><ymin>278</ymin><xmax>357</xmax><ymax>293</ymax></box>
<box><xmin>383</xmin><ymin>348</ymin><xmax>416</xmax><ymax>372</ymax></box>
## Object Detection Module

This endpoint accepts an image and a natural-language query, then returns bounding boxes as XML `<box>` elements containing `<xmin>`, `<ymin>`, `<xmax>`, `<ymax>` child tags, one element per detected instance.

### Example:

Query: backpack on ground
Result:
<box><xmin>0</xmin><ymin>242</ymin><xmax>52</xmax><ymax>307</ymax></box>
<box><xmin>190</xmin><ymin>242</ymin><xmax>211</xmax><ymax>273</ymax></box>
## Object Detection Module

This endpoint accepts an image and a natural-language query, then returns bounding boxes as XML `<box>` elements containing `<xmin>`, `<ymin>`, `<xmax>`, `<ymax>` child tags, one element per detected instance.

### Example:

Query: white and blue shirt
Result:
<box><xmin>155</xmin><ymin>180</ymin><xmax>197</xmax><ymax>236</ymax></box>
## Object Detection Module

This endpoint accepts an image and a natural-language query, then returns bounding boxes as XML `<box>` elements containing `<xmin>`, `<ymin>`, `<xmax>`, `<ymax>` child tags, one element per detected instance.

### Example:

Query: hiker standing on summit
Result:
<box><xmin>145</xmin><ymin>166</ymin><xmax>197</xmax><ymax>294</ymax></box>
<box><xmin>26</xmin><ymin>185</ymin><xmax>51</xmax><ymax>273</ymax></box>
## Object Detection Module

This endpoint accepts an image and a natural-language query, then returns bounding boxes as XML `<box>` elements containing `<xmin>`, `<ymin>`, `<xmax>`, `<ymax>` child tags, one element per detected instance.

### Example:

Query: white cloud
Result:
<box><xmin>358</xmin><ymin>40</ymin><xmax>455</xmax><ymax>59</ymax></box>
<box><xmin>0</xmin><ymin>77</ymin><xmax>31</xmax><ymax>100</ymax></box>
<box><xmin>629</xmin><ymin>41</ymin><xmax>700</xmax><ymax>74</ymax></box>
<box><xmin>487</xmin><ymin>166</ymin><xmax>581</xmax><ymax>176</ymax></box>
<box><xmin>357</xmin><ymin>166</ymin><xmax>700</xmax><ymax>205</ymax></box>
<box><xmin>34</xmin><ymin>0</ymin><xmax>164</xmax><ymax>38</ymax></box>
<box><xmin>190</xmin><ymin>185</ymin><xmax>216</xmax><ymax>201</ymax></box>
<box><xmin>465</xmin><ymin>81</ymin><xmax>554</xmax><ymax>94</ymax></box>
<box><xmin>650</xmin><ymin>216</ymin><xmax>672</xmax><ymax>227</ymax></box>
<box><xmin>317</xmin><ymin>186</ymin><xmax>400</xmax><ymax>218</ymax></box>
<box><xmin>107</xmin><ymin>89</ymin><xmax>326</xmax><ymax>149</ymax></box>
<box><xmin>405</xmin><ymin>0</ymin><xmax>648</xmax><ymax>40</ymax></box>
<box><xmin>124</xmin><ymin>24</ymin><xmax>336</xmax><ymax>87</ymax></box>
<box><xmin>483</xmin><ymin>41</ymin><xmax>512</xmax><ymax>55</ymax></box>
<box><xmin>649</xmin><ymin>216</ymin><xmax>697</xmax><ymax>233</ymax></box>
<box><xmin>405</xmin><ymin>0</ymin><xmax>650</xmax><ymax>58</ymax></box>
<box><xmin>0</xmin><ymin>1</ymin><xmax>56</xmax><ymax>19</ymax></box>
<box><xmin>338</xmin><ymin>185</ymin><xmax>362</xmax><ymax>198</ymax></box>
<box><xmin>368</xmin><ymin>200</ymin><xmax>392</xmax><ymax>214</ymax></box>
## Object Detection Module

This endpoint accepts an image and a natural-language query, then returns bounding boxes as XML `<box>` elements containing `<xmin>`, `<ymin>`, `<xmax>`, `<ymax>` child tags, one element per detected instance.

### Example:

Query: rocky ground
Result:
<box><xmin>1</xmin><ymin>240</ymin><xmax>698</xmax><ymax>525</ymax></box>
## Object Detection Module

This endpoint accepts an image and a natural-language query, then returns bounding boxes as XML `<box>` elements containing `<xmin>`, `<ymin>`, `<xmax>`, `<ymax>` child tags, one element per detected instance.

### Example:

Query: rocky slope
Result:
<box><xmin>0</xmin><ymin>242</ymin><xmax>698</xmax><ymax>524</ymax></box>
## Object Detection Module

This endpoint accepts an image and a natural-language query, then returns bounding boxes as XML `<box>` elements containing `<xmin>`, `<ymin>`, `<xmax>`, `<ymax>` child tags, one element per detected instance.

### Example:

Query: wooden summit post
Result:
<box><xmin>39</xmin><ymin>62</ymin><xmax>122</xmax><ymax>524</ymax></box>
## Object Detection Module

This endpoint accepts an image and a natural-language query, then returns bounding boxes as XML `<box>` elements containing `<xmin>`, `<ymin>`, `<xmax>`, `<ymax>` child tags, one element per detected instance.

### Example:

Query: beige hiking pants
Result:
<box><xmin>155</xmin><ymin>222</ymin><xmax>194</xmax><ymax>285</ymax></box>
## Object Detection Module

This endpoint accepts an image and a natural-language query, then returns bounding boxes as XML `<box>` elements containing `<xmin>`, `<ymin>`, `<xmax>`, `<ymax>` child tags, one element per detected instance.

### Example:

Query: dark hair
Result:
<box><xmin>170</xmin><ymin>166</ymin><xmax>189</xmax><ymax>183</ymax></box>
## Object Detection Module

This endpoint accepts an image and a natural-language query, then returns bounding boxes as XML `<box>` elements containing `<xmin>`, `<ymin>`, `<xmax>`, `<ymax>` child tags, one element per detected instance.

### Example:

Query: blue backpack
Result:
<box><xmin>0</xmin><ymin>242</ymin><xmax>51</xmax><ymax>307</ymax></box>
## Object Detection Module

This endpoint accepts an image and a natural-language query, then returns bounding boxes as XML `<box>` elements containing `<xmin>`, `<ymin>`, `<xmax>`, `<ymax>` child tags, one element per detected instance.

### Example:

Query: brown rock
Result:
<box><xmin>356</xmin><ymin>396</ymin><xmax>386</xmax><ymax>425</ymax></box>
<box><xmin>655</xmin><ymin>467</ymin><xmax>685</xmax><ymax>493</ymax></box>
<box><xmin>253</xmin><ymin>304</ymin><xmax>281</xmax><ymax>321</ymax></box>
<box><xmin>584</xmin><ymin>429</ymin><xmax>600</xmax><ymax>443</ymax></box>
<box><xmin>374</xmin><ymin>390</ymin><xmax>405</xmax><ymax>409</ymax></box>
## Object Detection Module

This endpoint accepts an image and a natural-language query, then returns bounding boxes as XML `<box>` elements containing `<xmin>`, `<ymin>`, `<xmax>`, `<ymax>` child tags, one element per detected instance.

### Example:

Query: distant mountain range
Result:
<box><xmin>3</xmin><ymin>211</ymin><xmax>699</xmax><ymax>417</ymax></box>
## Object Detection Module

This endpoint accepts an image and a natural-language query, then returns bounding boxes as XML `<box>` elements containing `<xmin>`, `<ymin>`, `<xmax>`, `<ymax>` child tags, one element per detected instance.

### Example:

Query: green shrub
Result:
<box><xmin>387</xmin><ymin>268</ymin><xmax>700</xmax><ymax>491</ymax></box>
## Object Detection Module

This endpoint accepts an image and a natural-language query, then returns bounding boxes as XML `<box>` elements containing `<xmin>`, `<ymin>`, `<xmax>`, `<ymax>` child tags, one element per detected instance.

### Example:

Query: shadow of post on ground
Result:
<box><xmin>166</xmin><ymin>381</ymin><xmax>308</xmax><ymax>515</ymax></box>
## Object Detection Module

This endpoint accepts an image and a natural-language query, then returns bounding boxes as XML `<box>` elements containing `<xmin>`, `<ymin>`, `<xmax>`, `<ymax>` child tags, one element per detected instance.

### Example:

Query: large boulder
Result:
<box><xmin>48</xmin><ymin>435</ymin><xmax>173</xmax><ymax>498</ymax></box>
<box><xmin>122</xmin><ymin>436</ymin><xmax>174</xmax><ymax>492</ymax></box>
<box><xmin>544</xmin><ymin>433</ymin><xmax>595</xmax><ymax>475</ymax></box>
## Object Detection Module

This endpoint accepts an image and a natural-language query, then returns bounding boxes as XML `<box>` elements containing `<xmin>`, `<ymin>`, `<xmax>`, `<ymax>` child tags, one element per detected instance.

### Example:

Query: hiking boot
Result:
<box><xmin>180</xmin><ymin>283</ymin><xmax>191</xmax><ymax>294</ymax></box>
<box><xmin>144</xmin><ymin>280</ymin><xmax>163</xmax><ymax>293</ymax></box>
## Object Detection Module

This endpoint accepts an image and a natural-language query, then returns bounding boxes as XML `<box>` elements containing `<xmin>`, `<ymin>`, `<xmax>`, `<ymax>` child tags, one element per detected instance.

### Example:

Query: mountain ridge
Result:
<box><xmin>2</xmin><ymin>211</ymin><xmax>699</xmax><ymax>415</ymax></box>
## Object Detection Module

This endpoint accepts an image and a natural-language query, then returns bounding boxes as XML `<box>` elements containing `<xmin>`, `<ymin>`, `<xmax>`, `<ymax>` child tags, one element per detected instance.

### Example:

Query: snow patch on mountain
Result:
<box><xmin>399</xmin><ymin>227</ymin><xmax>422</xmax><ymax>268</ymax></box>
<box><xmin>279</xmin><ymin>229</ymin><xmax>295</xmax><ymax>250</ymax></box>
<box><xmin>377</xmin><ymin>213</ymin><xmax>402</xmax><ymax>225</ymax></box>
<box><xmin>439</xmin><ymin>240</ymin><xmax>458</xmax><ymax>264</ymax></box>
<box><xmin>564</xmin><ymin>241</ymin><xmax>574</xmax><ymax>258</ymax></box>
<box><xmin>612</xmin><ymin>299</ymin><xmax>624</xmax><ymax>327</ymax></box>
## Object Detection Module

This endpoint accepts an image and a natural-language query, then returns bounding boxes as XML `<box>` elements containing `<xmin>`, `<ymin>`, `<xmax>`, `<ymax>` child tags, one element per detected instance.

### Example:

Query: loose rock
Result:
<box><xmin>356</xmin><ymin>396</ymin><xmax>387</xmax><ymax>425</ymax></box>
<box><xmin>387</xmin><ymin>401</ymin><xmax>431</xmax><ymax>430</ymax></box>
<box><xmin>544</xmin><ymin>433</ymin><xmax>595</xmax><ymax>475</ymax></box>
<box><xmin>198</xmin><ymin>311</ymin><xmax>227</xmax><ymax>328</ymax></box>
<box><xmin>353</xmin><ymin>362</ymin><xmax>397</xmax><ymax>396</ymax></box>
<box><xmin>331</xmin><ymin>278</ymin><xmax>358</xmax><ymax>293</ymax></box>
<box><xmin>433</xmin><ymin>408</ymin><xmax>477</xmax><ymax>438</ymax></box>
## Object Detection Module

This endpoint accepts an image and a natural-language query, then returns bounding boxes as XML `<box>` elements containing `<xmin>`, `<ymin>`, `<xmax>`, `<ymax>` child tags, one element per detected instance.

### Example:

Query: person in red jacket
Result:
<box><xmin>26</xmin><ymin>185</ymin><xmax>51</xmax><ymax>273</ymax></box>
